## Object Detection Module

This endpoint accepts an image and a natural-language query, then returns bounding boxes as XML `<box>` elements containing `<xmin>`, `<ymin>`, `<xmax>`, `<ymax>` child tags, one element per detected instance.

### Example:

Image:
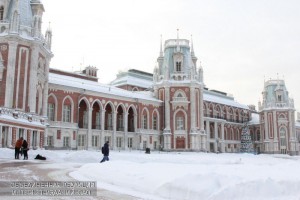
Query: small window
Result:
<box><xmin>176</xmin><ymin>62</ymin><xmax>181</xmax><ymax>72</ymax></box>
<box><xmin>153</xmin><ymin>116</ymin><xmax>157</xmax><ymax>130</ymax></box>
<box><xmin>278</xmin><ymin>95</ymin><xmax>282</xmax><ymax>102</ymax></box>
<box><xmin>63</xmin><ymin>137</ymin><xmax>70</xmax><ymax>147</ymax></box>
<box><xmin>0</xmin><ymin>6</ymin><xmax>4</xmax><ymax>21</ymax></box>
<box><xmin>176</xmin><ymin>117</ymin><xmax>184</xmax><ymax>130</ymax></box>
<box><xmin>47</xmin><ymin>103</ymin><xmax>55</xmax><ymax>121</ymax></box>
<box><xmin>63</xmin><ymin>105</ymin><xmax>71</xmax><ymax>122</ymax></box>
<box><xmin>92</xmin><ymin>136</ymin><xmax>99</xmax><ymax>147</ymax></box>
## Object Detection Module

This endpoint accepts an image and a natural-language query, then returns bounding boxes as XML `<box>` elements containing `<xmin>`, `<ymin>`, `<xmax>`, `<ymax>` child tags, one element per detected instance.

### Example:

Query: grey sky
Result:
<box><xmin>42</xmin><ymin>0</ymin><xmax>300</xmax><ymax>113</ymax></box>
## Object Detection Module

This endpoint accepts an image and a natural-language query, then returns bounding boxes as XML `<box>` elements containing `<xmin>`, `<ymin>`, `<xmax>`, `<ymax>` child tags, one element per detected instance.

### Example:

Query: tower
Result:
<box><xmin>153</xmin><ymin>33</ymin><xmax>205</xmax><ymax>151</ymax></box>
<box><xmin>0</xmin><ymin>0</ymin><xmax>53</xmax><ymax>148</ymax></box>
<box><xmin>259</xmin><ymin>79</ymin><xmax>297</xmax><ymax>155</ymax></box>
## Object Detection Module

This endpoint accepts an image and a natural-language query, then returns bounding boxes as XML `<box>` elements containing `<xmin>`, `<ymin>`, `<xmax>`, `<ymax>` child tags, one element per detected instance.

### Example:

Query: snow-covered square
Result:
<box><xmin>1</xmin><ymin>149</ymin><xmax>300</xmax><ymax>200</ymax></box>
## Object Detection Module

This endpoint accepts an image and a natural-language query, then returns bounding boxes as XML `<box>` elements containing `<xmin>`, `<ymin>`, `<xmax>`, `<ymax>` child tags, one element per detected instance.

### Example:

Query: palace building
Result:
<box><xmin>0</xmin><ymin>0</ymin><xmax>299</xmax><ymax>155</ymax></box>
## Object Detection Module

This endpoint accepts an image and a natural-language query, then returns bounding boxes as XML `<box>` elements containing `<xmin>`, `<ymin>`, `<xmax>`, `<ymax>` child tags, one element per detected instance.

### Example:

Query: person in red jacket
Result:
<box><xmin>15</xmin><ymin>137</ymin><xmax>23</xmax><ymax>159</ymax></box>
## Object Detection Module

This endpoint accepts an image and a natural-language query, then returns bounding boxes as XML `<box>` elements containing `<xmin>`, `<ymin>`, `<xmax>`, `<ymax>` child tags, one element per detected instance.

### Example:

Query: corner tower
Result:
<box><xmin>0</xmin><ymin>0</ymin><xmax>53</xmax><ymax>148</ymax></box>
<box><xmin>258</xmin><ymin>79</ymin><xmax>297</xmax><ymax>155</ymax></box>
<box><xmin>153</xmin><ymin>34</ymin><xmax>205</xmax><ymax>151</ymax></box>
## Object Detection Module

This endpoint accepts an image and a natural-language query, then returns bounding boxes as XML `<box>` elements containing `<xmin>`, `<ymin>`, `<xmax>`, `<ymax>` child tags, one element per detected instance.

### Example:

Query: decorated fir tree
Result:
<box><xmin>240</xmin><ymin>123</ymin><xmax>254</xmax><ymax>153</ymax></box>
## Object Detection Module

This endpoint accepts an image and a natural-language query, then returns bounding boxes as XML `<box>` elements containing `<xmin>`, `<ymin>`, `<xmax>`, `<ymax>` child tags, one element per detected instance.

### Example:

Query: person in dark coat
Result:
<box><xmin>22</xmin><ymin>140</ymin><xmax>28</xmax><ymax>160</ymax></box>
<box><xmin>15</xmin><ymin>137</ymin><xmax>23</xmax><ymax>159</ymax></box>
<box><xmin>100</xmin><ymin>141</ymin><xmax>110</xmax><ymax>163</ymax></box>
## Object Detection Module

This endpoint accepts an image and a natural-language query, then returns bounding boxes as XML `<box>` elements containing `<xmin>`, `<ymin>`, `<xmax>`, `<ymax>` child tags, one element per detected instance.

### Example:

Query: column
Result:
<box><xmin>112</xmin><ymin>111</ymin><xmax>117</xmax><ymax>150</ymax></box>
<box><xmin>214</xmin><ymin>122</ymin><xmax>218</xmax><ymax>152</ymax></box>
<box><xmin>5</xmin><ymin>41</ymin><xmax>18</xmax><ymax>108</ymax></box>
<box><xmin>206</xmin><ymin>120</ymin><xmax>210</xmax><ymax>152</ymax></box>
<box><xmin>0</xmin><ymin>126</ymin><xmax>2</xmax><ymax>148</ymax></box>
<box><xmin>163</xmin><ymin>87</ymin><xmax>171</xmax><ymax>150</ymax></box>
<box><xmin>221</xmin><ymin>123</ymin><xmax>225</xmax><ymax>152</ymax></box>
<box><xmin>28</xmin><ymin>46</ymin><xmax>39</xmax><ymax>113</ymax></box>
<box><xmin>199</xmin><ymin>86</ymin><xmax>205</xmax><ymax>132</ymax></box>
<box><xmin>101</xmin><ymin>111</ymin><xmax>105</xmax><ymax>146</ymax></box>
<box><xmin>8</xmin><ymin>127</ymin><xmax>12</xmax><ymax>147</ymax></box>
<box><xmin>273</xmin><ymin>111</ymin><xmax>278</xmax><ymax>152</ymax></box>
<box><xmin>124</xmin><ymin>112</ymin><xmax>128</xmax><ymax>150</ymax></box>
<box><xmin>88</xmin><ymin>107</ymin><xmax>93</xmax><ymax>149</ymax></box>
<box><xmin>264</xmin><ymin>112</ymin><xmax>269</xmax><ymax>152</ymax></box>
<box><xmin>190</xmin><ymin>87</ymin><xmax>196</xmax><ymax>132</ymax></box>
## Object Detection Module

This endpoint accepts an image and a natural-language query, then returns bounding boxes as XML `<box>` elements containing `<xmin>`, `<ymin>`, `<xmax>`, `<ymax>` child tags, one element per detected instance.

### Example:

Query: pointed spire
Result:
<box><xmin>159</xmin><ymin>34</ymin><xmax>163</xmax><ymax>57</ymax></box>
<box><xmin>191</xmin><ymin>34</ymin><xmax>195</xmax><ymax>56</ymax></box>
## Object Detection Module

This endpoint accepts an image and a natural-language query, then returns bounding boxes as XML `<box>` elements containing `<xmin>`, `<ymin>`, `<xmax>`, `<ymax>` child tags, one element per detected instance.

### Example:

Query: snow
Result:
<box><xmin>49</xmin><ymin>73</ymin><xmax>161</xmax><ymax>102</ymax></box>
<box><xmin>1</xmin><ymin>148</ymin><xmax>300</xmax><ymax>200</ymax></box>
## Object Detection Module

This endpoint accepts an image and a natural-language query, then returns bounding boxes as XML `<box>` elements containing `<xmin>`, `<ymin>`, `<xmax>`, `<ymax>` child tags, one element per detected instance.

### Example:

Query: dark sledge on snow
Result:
<box><xmin>35</xmin><ymin>154</ymin><xmax>46</xmax><ymax>160</ymax></box>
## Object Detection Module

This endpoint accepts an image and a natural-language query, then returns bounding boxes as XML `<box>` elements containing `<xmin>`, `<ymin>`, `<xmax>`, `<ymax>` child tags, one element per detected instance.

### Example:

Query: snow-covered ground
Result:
<box><xmin>1</xmin><ymin>148</ymin><xmax>300</xmax><ymax>200</ymax></box>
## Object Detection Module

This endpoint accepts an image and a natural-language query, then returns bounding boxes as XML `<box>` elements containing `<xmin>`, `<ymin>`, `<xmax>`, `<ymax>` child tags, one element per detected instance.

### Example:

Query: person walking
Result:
<box><xmin>15</xmin><ymin>137</ymin><xmax>23</xmax><ymax>159</ymax></box>
<box><xmin>22</xmin><ymin>140</ymin><xmax>29</xmax><ymax>160</ymax></box>
<box><xmin>100</xmin><ymin>141</ymin><xmax>109</xmax><ymax>163</ymax></box>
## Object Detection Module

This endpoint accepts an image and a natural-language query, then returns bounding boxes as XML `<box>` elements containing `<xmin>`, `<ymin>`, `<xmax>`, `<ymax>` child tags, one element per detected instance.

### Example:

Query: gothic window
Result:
<box><xmin>63</xmin><ymin>105</ymin><xmax>71</xmax><ymax>122</ymax></box>
<box><xmin>0</xmin><ymin>6</ymin><xmax>4</xmax><ymax>21</ymax></box>
<box><xmin>176</xmin><ymin>116</ymin><xmax>184</xmax><ymax>130</ymax></box>
<box><xmin>47</xmin><ymin>103</ymin><xmax>55</xmax><ymax>121</ymax></box>
<box><xmin>176</xmin><ymin>62</ymin><xmax>182</xmax><ymax>72</ymax></box>
<box><xmin>279</xmin><ymin>128</ymin><xmax>286</xmax><ymax>147</ymax></box>
<box><xmin>277</xmin><ymin>95</ymin><xmax>282</xmax><ymax>102</ymax></box>
<box><xmin>153</xmin><ymin>116</ymin><xmax>157</xmax><ymax>130</ymax></box>
<box><xmin>142</xmin><ymin>115</ymin><xmax>147</xmax><ymax>129</ymax></box>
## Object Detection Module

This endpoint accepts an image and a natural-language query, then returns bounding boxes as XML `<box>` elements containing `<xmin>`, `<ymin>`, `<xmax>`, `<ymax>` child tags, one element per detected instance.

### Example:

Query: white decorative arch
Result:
<box><xmin>173</xmin><ymin>108</ymin><xmax>188</xmax><ymax>132</ymax></box>
<box><xmin>92</xmin><ymin>99</ymin><xmax>104</xmax><ymax>111</ymax></box>
<box><xmin>78</xmin><ymin>97</ymin><xmax>90</xmax><ymax>109</ymax></box>
<box><xmin>104</xmin><ymin>101</ymin><xmax>115</xmax><ymax>113</ymax></box>
<box><xmin>151</xmin><ymin>109</ymin><xmax>160</xmax><ymax>130</ymax></box>
<box><xmin>62</xmin><ymin>95</ymin><xmax>75</xmax><ymax>123</ymax></box>
<box><xmin>127</xmin><ymin>104</ymin><xmax>137</xmax><ymax>115</ymax></box>
<box><xmin>116</xmin><ymin>103</ymin><xmax>126</xmax><ymax>113</ymax></box>
<box><xmin>173</xmin><ymin>89</ymin><xmax>186</xmax><ymax>98</ymax></box>
<box><xmin>48</xmin><ymin>93</ymin><xmax>58</xmax><ymax>121</ymax></box>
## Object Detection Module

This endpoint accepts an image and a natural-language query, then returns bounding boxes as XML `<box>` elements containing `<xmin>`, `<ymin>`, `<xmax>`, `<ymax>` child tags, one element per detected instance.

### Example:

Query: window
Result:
<box><xmin>153</xmin><ymin>116</ymin><xmax>157</xmax><ymax>130</ymax></box>
<box><xmin>142</xmin><ymin>115</ymin><xmax>147</xmax><ymax>129</ymax></box>
<box><xmin>83</xmin><ymin>111</ymin><xmax>88</xmax><ymax>128</ymax></box>
<box><xmin>78</xmin><ymin>135</ymin><xmax>85</xmax><ymax>146</ymax></box>
<box><xmin>104</xmin><ymin>136</ymin><xmax>111</xmax><ymax>146</ymax></box>
<box><xmin>95</xmin><ymin>112</ymin><xmax>101</xmax><ymax>129</ymax></box>
<box><xmin>143</xmin><ymin>141</ymin><xmax>147</xmax><ymax>150</ymax></box>
<box><xmin>280</xmin><ymin>128</ymin><xmax>286</xmax><ymax>147</ymax></box>
<box><xmin>47</xmin><ymin>136</ymin><xmax>53</xmax><ymax>147</ymax></box>
<box><xmin>176</xmin><ymin>117</ymin><xmax>184</xmax><ymax>130</ymax></box>
<box><xmin>0</xmin><ymin>6</ymin><xmax>3</xmax><ymax>21</ymax></box>
<box><xmin>128</xmin><ymin>138</ymin><xmax>133</xmax><ymax>148</ymax></box>
<box><xmin>176</xmin><ymin>61</ymin><xmax>181</xmax><ymax>72</ymax></box>
<box><xmin>18</xmin><ymin>129</ymin><xmax>24</xmax><ymax>138</ymax></box>
<box><xmin>116</xmin><ymin>137</ymin><xmax>122</xmax><ymax>148</ymax></box>
<box><xmin>48</xmin><ymin>103</ymin><xmax>55</xmax><ymax>121</ymax></box>
<box><xmin>32</xmin><ymin>131</ymin><xmax>37</xmax><ymax>147</ymax></box>
<box><xmin>107</xmin><ymin>113</ymin><xmax>112</xmax><ymax>130</ymax></box>
<box><xmin>92</xmin><ymin>136</ymin><xmax>99</xmax><ymax>147</ymax></box>
<box><xmin>154</xmin><ymin>141</ymin><xmax>157</xmax><ymax>150</ymax></box>
<box><xmin>63</xmin><ymin>105</ymin><xmax>71</xmax><ymax>122</ymax></box>
<box><xmin>63</xmin><ymin>137</ymin><xmax>70</xmax><ymax>147</ymax></box>
<box><xmin>118</xmin><ymin>115</ymin><xmax>123</xmax><ymax>131</ymax></box>
<box><xmin>278</xmin><ymin>95</ymin><xmax>282</xmax><ymax>102</ymax></box>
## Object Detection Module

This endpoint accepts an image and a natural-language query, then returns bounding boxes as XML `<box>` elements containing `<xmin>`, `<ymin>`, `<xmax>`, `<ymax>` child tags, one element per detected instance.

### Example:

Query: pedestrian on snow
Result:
<box><xmin>15</xmin><ymin>137</ymin><xmax>23</xmax><ymax>159</ymax></box>
<box><xmin>22</xmin><ymin>140</ymin><xmax>29</xmax><ymax>160</ymax></box>
<box><xmin>100</xmin><ymin>141</ymin><xmax>109</xmax><ymax>163</ymax></box>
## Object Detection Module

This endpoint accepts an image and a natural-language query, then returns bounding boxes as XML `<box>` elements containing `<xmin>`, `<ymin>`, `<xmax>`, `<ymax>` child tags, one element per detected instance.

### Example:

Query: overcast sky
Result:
<box><xmin>42</xmin><ymin>0</ymin><xmax>300</xmax><ymax>114</ymax></box>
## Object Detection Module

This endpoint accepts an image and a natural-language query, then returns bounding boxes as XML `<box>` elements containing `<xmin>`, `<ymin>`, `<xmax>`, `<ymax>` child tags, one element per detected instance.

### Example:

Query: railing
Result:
<box><xmin>0</xmin><ymin>107</ymin><xmax>46</xmax><ymax>125</ymax></box>
<box><xmin>49</xmin><ymin>121</ymin><xmax>78</xmax><ymax>128</ymax></box>
<box><xmin>173</xmin><ymin>97</ymin><xmax>188</xmax><ymax>102</ymax></box>
<box><xmin>137</xmin><ymin>129</ymin><xmax>160</xmax><ymax>135</ymax></box>
<box><xmin>204</xmin><ymin>113</ymin><xmax>249</xmax><ymax>123</ymax></box>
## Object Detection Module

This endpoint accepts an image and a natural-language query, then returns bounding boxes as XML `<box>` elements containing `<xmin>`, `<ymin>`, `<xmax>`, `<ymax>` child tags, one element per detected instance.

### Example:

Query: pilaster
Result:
<box><xmin>5</xmin><ymin>41</ymin><xmax>18</xmax><ymax>108</ymax></box>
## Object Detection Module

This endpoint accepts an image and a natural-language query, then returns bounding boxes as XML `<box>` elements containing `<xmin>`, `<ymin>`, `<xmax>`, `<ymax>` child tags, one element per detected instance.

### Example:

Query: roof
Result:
<box><xmin>203</xmin><ymin>90</ymin><xmax>249</xmax><ymax>109</ymax></box>
<box><xmin>49</xmin><ymin>73</ymin><xmax>161</xmax><ymax>103</ymax></box>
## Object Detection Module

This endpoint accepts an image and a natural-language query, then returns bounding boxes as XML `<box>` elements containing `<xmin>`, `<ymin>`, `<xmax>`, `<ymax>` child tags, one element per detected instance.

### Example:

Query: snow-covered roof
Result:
<box><xmin>110</xmin><ymin>75</ymin><xmax>153</xmax><ymax>89</ymax></box>
<box><xmin>0</xmin><ymin>114</ymin><xmax>46</xmax><ymax>128</ymax></box>
<box><xmin>203</xmin><ymin>91</ymin><xmax>249</xmax><ymax>109</ymax></box>
<box><xmin>49</xmin><ymin>73</ymin><xmax>161</xmax><ymax>103</ymax></box>
<box><xmin>248</xmin><ymin>113</ymin><xmax>260</xmax><ymax>125</ymax></box>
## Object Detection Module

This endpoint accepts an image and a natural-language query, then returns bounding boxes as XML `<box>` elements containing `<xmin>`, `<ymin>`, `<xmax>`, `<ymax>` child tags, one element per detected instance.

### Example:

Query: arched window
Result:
<box><xmin>176</xmin><ymin>61</ymin><xmax>181</xmax><ymax>72</ymax></box>
<box><xmin>176</xmin><ymin>116</ymin><xmax>184</xmax><ymax>130</ymax></box>
<box><xmin>0</xmin><ymin>6</ymin><xmax>4</xmax><ymax>21</ymax></box>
